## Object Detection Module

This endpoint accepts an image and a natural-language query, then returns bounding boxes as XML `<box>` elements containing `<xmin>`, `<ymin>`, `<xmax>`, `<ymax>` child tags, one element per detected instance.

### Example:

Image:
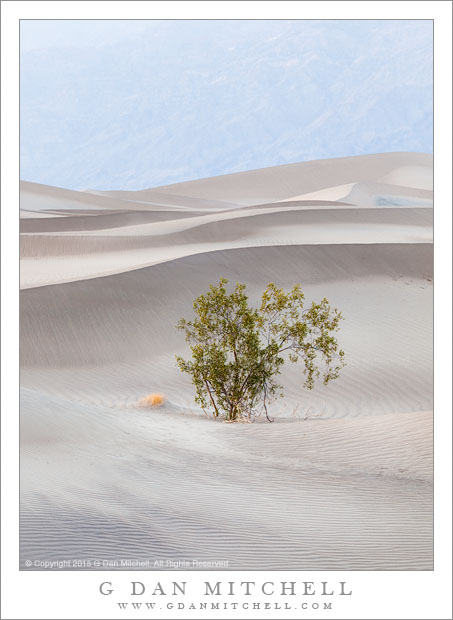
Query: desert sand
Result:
<box><xmin>20</xmin><ymin>152</ymin><xmax>433</xmax><ymax>570</ymax></box>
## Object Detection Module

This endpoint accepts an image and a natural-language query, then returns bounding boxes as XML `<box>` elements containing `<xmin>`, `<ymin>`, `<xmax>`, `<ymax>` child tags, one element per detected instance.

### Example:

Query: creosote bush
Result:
<box><xmin>176</xmin><ymin>279</ymin><xmax>345</xmax><ymax>422</ymax></box>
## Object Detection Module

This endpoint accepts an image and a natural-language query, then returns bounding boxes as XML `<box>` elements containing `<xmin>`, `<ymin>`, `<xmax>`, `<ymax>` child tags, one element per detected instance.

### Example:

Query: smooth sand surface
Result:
<box><xmin>20</xmin><ymin>153</ymin><xmax>433</xmax><ymax>569</ymax></box>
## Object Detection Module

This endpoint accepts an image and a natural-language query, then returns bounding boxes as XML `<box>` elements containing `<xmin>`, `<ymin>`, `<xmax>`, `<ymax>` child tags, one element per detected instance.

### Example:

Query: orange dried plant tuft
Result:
<box><xmin>138</xmin><ymin>393</ymin><xmax>165</xmax><ymax>408</ymax></box>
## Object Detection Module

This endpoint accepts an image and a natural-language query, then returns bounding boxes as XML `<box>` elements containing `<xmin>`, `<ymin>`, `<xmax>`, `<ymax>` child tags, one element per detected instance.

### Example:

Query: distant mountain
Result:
<box><xmin>20</xmin><ymin>20</ymin><xmax>432</xmax><ymax>190</ymax></box>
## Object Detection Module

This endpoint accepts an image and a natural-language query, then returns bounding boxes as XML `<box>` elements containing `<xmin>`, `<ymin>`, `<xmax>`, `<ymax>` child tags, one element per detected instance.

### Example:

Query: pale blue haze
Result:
<box><xmin>20</xmin><ymin>20</ymin><xmax>433</xmax><ymax>190</ymax></box>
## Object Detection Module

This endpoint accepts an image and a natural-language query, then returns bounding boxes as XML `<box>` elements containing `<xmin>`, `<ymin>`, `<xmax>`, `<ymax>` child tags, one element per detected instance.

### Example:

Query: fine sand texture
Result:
<box><xmin>20</xmin><ymin>153</ymin><xmax>433</xmax><ymax>570</ymax></box>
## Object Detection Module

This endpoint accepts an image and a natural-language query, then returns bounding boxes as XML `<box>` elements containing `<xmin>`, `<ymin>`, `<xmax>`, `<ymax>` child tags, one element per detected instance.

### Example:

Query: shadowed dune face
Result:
<box><xmin>19</xmin><ymin>209</ymin><xmax>205</xmax><ymax>233</ymax></box>
<box><xmin>21</xmin><ymin>243</ymin><xmax>432</xmax><ymax>368</ymax></box>
<box><xmin>20</xmin><ymin>153</ymin><xmax>433</xmax><ymax>570</ymax></box>
<box><xmin>20</xmin><ymin>208</ymin><xmax>432</xmax><ymax>257</ymax></box>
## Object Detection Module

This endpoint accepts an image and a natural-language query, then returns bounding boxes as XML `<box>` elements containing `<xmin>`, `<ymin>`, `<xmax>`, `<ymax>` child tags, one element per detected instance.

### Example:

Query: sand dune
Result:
<box><xmin>277</xmin><ymin>181</ymin><xmax>432</xmax><ymax>207</ymax></box>
<box><xmin>20</xmin><ymin>153</ymin><xmax>433</xmax><ymax>570</ymax></box>
<box><xmin>102</xmin><ymin>152</ymin><xmax>431</xmax><ymax>206</ymax></box>
<box><xmin>20</xmin><ymin>180</ymin><xmax>218</xmax><ymax>215</ymax></box>
<box><xmin>20</xmin><ymin>207</ymin><xmax>432</xmax><ymax>288</ymax></box>
<box><xmin>20</xmin><ymin>390</ymin><xmax>432</xmax><ymax>570</ymax></box>
<box><xmin>20</xmin><ymin>209</ymin><xmax>204</xmax><ymax>234</ymax></box>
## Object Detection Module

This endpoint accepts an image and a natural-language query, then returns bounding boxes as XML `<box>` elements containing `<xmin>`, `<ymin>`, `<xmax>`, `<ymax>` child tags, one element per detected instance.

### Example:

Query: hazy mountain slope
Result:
<box><xmin>20</xmin><ymin>20</ymin><xmax>432</xmax><ymax>190</ymax></box>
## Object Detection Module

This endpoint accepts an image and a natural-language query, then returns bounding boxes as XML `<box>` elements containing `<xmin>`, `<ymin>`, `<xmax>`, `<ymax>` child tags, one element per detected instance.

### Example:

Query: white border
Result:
<box><xmin>2</xmin><ymin>2</ymin><xmax>451</xmax><ymax>619</ymax></box>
